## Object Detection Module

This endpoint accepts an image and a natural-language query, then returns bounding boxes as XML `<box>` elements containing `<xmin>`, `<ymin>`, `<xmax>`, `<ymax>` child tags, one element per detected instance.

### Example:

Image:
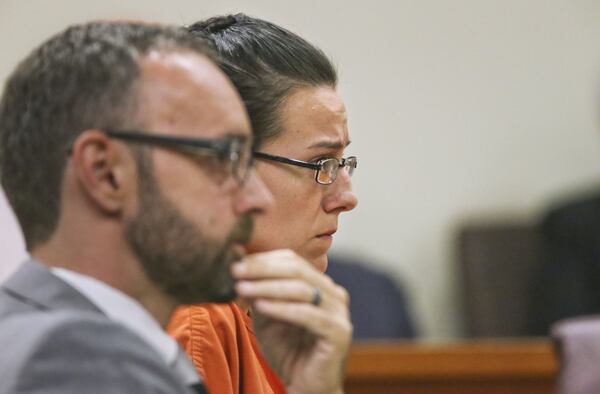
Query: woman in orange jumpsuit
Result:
<box><xmin>168</xmin><ymin>13</ymin><xmax>358</xmax><ymax>394</ymax></box>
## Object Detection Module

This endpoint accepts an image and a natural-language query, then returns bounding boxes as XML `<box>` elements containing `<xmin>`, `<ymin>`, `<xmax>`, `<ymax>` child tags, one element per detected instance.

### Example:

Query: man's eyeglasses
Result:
<box><xmin>104</xmin><ymin>130</ymin><xmax>253</xmax><ymax>184</ymax></box>
<box><xmin>253</xmin><ymin>151</ymin><xmax>357</xmax><ymax>185</ymax></box>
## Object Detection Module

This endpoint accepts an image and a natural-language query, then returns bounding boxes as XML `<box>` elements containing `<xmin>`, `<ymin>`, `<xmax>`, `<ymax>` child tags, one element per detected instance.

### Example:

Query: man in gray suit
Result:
<box><xmin>0</xmin><ymin>21</ymin><xmax>351</xmax><ymax>394</ymax></box>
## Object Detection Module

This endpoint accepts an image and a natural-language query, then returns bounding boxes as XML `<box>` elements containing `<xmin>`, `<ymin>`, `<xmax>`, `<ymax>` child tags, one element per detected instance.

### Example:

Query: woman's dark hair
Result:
<box><xmin>187</xmin><ymin>14</ymin><xmax>338</xmax><ymax>148</ymax></box>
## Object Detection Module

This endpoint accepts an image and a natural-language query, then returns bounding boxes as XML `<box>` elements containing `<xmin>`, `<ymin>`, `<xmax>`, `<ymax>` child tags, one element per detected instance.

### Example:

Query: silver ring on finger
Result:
<box><xmin>310</xmin><ymin>287</ymin><xmax>322</xmax><ymax>307</ymax></box>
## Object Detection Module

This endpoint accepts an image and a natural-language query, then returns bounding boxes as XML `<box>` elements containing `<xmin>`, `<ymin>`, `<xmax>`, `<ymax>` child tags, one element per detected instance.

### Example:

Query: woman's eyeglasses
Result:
<box><xmin>253</xmin><ymin>151</ymin><xmax>357</xmax><ymax>185</ymax></box>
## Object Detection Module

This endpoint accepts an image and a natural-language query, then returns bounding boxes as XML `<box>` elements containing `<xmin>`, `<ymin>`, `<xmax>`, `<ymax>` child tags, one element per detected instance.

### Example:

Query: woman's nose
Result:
<box><xmin>322</xmin><ymin>169</ymin><xmax>358</xmax><ymax>213</ymax></box>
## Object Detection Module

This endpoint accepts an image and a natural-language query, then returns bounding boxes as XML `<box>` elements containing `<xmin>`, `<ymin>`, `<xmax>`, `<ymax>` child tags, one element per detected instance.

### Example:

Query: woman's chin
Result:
<box><xmin>311</xmin><ymin>255</ymin><xmax>328</xmax><ymax>273</ymax></box>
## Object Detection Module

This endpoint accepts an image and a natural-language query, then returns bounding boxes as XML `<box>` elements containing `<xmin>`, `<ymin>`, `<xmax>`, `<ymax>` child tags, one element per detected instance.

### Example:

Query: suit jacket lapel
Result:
<box><xmin>1</xmin><ymin>259</ymin><xmax>102</xmax><ymax>314</ymax></box>
<box><xmin>2</xmin><ymin>260</ymin><xmax>206</xmax><ymax>391</ymax></box>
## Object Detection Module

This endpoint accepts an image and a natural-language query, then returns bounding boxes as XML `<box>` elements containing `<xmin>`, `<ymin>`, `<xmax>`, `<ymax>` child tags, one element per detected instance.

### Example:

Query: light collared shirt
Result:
<box><xmin>51</xmin><ymin>267</ymin><xmax>199</xmax><ymax>385</ymax></box>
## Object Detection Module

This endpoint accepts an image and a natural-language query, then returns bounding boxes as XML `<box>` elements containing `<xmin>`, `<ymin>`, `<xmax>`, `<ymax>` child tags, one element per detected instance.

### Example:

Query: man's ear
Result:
<box><xmin>69</xmin><ymin>129</ymin><xmax>132</xmax><ymax>214</ymax></box>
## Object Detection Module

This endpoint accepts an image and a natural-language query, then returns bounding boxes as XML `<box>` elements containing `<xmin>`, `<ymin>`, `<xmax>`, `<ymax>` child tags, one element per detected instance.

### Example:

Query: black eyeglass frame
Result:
<box><xmin>253</xmin><ymin>151</ymin><xmax>357</xmax><ymax>185</ymax></box>
<box><xmin>104</xmin><ymin>130</ymin><xmax>253</xmax><ymax>184</ymax></box>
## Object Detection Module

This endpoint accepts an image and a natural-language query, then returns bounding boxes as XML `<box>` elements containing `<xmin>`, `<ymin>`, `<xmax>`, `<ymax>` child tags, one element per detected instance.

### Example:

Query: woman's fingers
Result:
<box><xmin>232</xmin><ymin>250</ymin><xmax>349</xmax><ymax>312</ymax></box>
<box><xmin>235</xmin><ymin>278</ymin><xmax>349</xmax><ymax>315</ymax></box>
<box><xmin>253</xmin><ymin>298</ymin><xmax>352</xmax><ymax>343</ymax></box>
<box><xmin>234</xmin><ymin>250</ymin><xmax>323</xmax><ymax>281</ymax></box>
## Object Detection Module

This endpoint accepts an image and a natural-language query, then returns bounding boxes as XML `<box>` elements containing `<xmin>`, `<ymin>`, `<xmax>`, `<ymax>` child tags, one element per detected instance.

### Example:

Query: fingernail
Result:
<box><xmin>254</xmin><ymin>299</ymin><xmax>271</xmax><ymax>312</ymax></box>
<box><xmin>236</xmin><ymin>281</ymin><xmax>252</xmax><ymax>293</ymax></box>
<box><xmin>232</xmin><ymin>262</ymin><xmax>247</xmax><ymax>276</ymax></box>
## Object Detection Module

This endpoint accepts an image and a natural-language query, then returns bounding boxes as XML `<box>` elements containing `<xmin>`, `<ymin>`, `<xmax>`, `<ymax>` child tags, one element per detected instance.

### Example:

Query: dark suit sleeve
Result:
<box><xmin>530</xmin><ymin>238</ymin><xmax>594</xmax><ymax>335</ymax></box>
<box><xmin>10</xmin><ymin>312</ymin><xmax>193</xmax><ymax>394</ymax></box>
<box><xmin>530</xmin><ymin>199</ymin><xmax>600</xmax><ymax>335</ymax></box>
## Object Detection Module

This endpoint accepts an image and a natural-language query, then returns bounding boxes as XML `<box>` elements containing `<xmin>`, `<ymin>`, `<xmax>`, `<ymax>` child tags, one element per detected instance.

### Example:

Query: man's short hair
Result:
<box><xmin>0</xmin><ymin>22</ymin><xmax>217</xmax><ymax>248</ymax></box>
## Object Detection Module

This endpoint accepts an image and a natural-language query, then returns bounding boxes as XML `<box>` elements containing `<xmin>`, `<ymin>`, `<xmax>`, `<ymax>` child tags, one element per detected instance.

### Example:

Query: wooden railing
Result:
<box><xmin>344</xmin><ymin>340</ymin><xmax>558</xmax><ymax>394</ymax></box>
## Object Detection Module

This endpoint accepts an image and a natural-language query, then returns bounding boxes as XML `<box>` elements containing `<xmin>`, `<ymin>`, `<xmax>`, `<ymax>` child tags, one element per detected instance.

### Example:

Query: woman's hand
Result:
<box><xmin>232</xmin><ymin>249</ymin><xmax>351</xmax><ymax>394</ymax></box>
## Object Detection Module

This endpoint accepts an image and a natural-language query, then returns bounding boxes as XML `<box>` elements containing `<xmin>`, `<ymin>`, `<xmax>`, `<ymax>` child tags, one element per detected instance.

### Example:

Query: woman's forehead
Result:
<box><xmin>275</xmin><ymin>86</ymin><xmax>349</xmax><ymax>149</ymax></box>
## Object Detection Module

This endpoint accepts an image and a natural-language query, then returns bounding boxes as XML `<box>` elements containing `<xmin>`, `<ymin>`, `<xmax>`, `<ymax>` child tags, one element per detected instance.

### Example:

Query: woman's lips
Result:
<box><xmin>316</xmin><ymin>229</ymin><xmax>337</xmax><ymax>238</ymax></box>
<box><xmin>313</xmin><ymin>235</ymin><xmax>334</xmax><ymax>255</ymax></box>
<box><xmin>315</xmin><ymin>230</ymin><xmax>336</xmax><ymax>244</ymax></box>
<box><xmin>316</xmin><ymin>234</ymin><xmax>333</xmax><ymax>241</ymax></box>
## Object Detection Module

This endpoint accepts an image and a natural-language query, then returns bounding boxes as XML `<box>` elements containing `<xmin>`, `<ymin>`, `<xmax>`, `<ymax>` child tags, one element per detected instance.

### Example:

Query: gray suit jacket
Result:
<box><xmin>0</xmin><ymin>260</ymin><xmax>200</xmax><ymax>394</ymax></box>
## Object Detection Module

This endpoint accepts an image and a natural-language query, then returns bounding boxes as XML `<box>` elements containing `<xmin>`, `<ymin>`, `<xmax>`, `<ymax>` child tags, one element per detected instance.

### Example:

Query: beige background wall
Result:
<box><xmin>1</xmin><ymin>0</ymin><xmax>600</xmax><ymax>339</ymax></box>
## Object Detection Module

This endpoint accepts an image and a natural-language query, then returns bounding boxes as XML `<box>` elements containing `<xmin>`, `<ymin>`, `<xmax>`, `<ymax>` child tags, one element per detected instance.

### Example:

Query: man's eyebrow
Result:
<box><xmin>307</xmin><ymin>140</ymin><xmax>352</xmax><ymax>149</ymax></box>
<box><xmin>223</xmin><ymin>131</ymin><xmax>251</xmax><ymax>142</ymax></box>
<box><xmin>223</xmin><ymin>130</ymin><xmax>247</xmax><ymax>137</ymax></box>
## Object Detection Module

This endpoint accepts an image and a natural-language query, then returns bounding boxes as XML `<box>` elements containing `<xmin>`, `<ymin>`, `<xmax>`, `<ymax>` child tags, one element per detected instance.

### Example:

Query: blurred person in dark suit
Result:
<box><xmin>530</xmin><ymin>188</ymin><xmax>600</xmax><ymax>335</ymax></box>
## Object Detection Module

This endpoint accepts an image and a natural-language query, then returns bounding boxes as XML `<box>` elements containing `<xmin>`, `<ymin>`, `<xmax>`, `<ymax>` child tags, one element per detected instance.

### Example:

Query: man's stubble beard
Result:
<box><xmin>125</xmin><ymin>155</ymin><xmax>252</xmax><ymax>305</ymax></box>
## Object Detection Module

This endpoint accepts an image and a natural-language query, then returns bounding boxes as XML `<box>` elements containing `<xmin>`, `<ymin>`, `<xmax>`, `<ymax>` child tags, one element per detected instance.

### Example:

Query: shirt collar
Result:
<box><xmin>50</xmin><ymin>267</ymin><xmax>198</xmax><ymax>384</ymax></box>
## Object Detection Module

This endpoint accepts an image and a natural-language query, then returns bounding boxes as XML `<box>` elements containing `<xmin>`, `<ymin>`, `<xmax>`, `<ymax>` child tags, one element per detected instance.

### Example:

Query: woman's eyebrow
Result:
<box><xmin>307</xmin><ymin>140</ymin><xmax>351</xmax><ymax>149</ymax></box>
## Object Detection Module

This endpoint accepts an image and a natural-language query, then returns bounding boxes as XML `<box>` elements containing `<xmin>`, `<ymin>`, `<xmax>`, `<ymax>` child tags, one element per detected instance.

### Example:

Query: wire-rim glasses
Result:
<box><xmin>253</xmin><ymin>151</ymin><xmax>357</xmax><ymax>185</ymax></box>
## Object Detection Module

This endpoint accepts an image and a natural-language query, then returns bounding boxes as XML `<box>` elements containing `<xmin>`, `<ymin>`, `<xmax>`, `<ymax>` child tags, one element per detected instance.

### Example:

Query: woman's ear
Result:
<box><xmin>69</xmin><ymin>129</ymin><xmax>132</xmax><ymax>214</ymax></box>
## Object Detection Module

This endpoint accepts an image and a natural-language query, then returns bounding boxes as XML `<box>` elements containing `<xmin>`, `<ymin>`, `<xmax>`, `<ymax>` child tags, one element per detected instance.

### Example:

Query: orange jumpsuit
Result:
<box><xmin>168</xmin><ymin>303</ymin><xmax>286</xmax><ymax>394</ymax></box>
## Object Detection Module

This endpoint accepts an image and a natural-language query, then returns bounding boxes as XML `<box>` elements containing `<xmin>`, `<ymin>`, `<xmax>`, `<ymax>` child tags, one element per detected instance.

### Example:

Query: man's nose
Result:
<box><xmin>322</xmin><ymin>169</ymin><xmax>358</xmax><ymax>213</ymax></box>
<box><xmin>235</xmin><ymin>169</ymin><xmax>274</xmax><ymax>215</ymax></box>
